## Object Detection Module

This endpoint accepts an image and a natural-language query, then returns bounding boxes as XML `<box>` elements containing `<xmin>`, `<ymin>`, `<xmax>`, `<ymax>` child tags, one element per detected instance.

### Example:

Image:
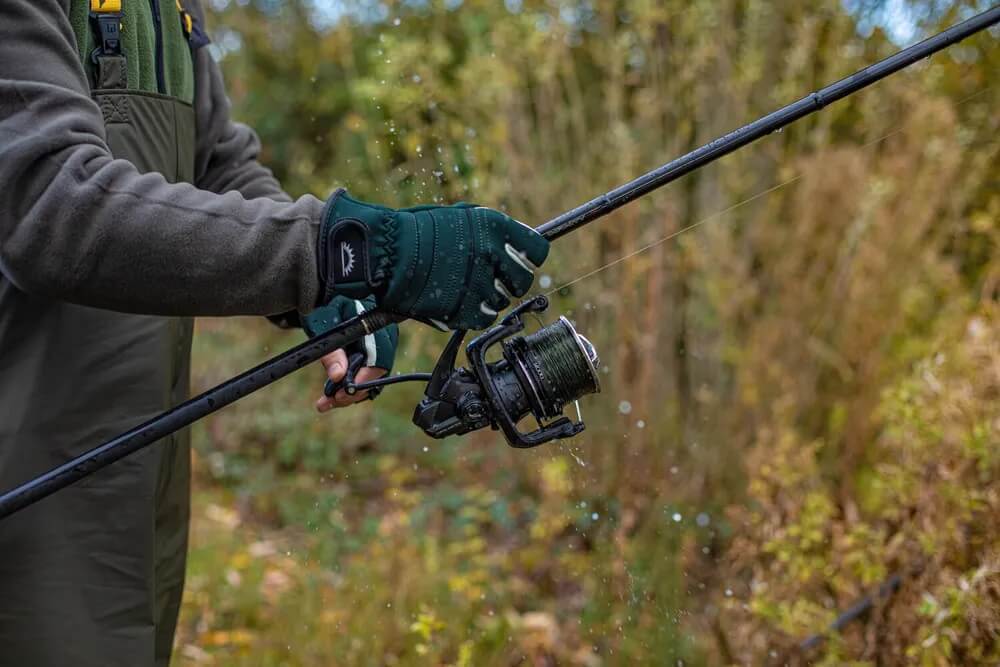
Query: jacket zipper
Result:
<box><xmin>148</xmin><ymin>0</ymin><xmax>167</xmax><ymax>94</ymax></box>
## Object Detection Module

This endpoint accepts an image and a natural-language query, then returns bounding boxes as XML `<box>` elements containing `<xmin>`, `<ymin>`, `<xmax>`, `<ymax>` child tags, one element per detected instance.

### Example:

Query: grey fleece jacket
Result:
<box><xmin>0</xmin><ymin>0</ymin><xmax>324</xmax><ymax>317</ymax></box>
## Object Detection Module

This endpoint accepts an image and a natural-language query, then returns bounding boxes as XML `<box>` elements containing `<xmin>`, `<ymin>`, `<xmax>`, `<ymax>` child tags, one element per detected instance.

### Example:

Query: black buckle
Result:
<box><xmin>89</xmin><ymin>12</ymin><xmax>123</xmax><ymax>60</ymax></box>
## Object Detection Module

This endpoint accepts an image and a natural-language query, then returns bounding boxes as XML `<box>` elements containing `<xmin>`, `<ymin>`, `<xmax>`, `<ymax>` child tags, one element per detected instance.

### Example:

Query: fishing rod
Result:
<box><xmin>1</xmin><ymin>6</ymin><xmax>996</xmax><ymax>520</ymax></box>
<box><xmin>798</xmin><ymin>573</ymin><xmax>903</xmax><ymax>652</ymax></box>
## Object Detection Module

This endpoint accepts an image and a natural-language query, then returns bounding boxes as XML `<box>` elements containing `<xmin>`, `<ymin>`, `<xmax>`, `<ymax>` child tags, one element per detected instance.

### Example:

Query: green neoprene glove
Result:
<box><xmin>303</xmin><ymin>295</ymin><xmax>398</xmax><ymax>373</ymax></box>
<box><xmin>316</xmin><ymin>189</ymin><xmax>549</xmax><ymax>331</ymax></box>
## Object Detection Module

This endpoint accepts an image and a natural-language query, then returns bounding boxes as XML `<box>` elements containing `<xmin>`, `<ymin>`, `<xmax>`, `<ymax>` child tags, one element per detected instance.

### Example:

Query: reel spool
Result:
<box><xmin>496</xmin><ymin>317</ymin><xmax>600</xmax><ymax>423</ymax></box>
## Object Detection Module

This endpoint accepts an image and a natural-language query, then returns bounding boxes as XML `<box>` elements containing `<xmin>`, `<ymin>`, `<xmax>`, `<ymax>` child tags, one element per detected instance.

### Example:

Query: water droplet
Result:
<box><xmin>539</xmin><ymin>274</ymin><xmax>552</xmax><ymax>289</ymax></box>
<box><xmin>591</xmin><ymin>512</ymin><xmax>599</xmax><ymax>521</ymax></box>
<box><xmin>636</xmin><ymin>419</ymin><xmax>645</xmax><ymax>429</ymax></box>
<box><xmin>696</xmin><ymin>513</ymin><xmax>710</xmax><ymax>527</ymax></box>
<box><xmin>618</xmin><ymin>400</ymin><xmax>632</xmax><ymax>415</ymax></box>
<box><xmin>672</xmin><ymin>512</ymin><xmax>682</xmax><ymax>523</ymax></box>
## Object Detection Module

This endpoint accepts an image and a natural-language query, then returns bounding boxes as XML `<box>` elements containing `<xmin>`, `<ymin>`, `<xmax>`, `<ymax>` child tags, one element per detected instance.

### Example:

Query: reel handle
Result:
<box><xmin>323</xmin><ymin>352</ymin><xmax>382</xmax><ymax>401</ymax></box>
<box><xmin>323</xmin><ymin>352</ymin><xmax>433</xmax><ymax>398</ymax></box>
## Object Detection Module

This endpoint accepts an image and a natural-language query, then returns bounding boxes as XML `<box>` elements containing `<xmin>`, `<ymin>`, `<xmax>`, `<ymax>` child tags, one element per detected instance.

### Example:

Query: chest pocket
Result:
<box><xmin>69</xmin><ymin>0</ymin><xmax>208</xmax><ymax>184</ymax></box>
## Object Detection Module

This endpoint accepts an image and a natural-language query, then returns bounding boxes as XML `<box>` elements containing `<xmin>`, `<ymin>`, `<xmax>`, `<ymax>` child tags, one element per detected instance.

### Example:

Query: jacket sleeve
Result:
<box><xmin>187</xmin><ymin>3</ymin><xmax>304</xmax><ymax>328</ymax></box>
<box><xmin>0</xmin><ymin>0</ymin><xmax>324</xmax><ymax>318</ymax></box>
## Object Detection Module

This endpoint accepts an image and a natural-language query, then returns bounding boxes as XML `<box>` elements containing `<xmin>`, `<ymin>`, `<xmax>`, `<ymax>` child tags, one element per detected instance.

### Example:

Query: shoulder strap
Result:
<box><xmin>89</xmin><ymin>0</ymin><xmax>127</xmax><ymax>89</ymax></box>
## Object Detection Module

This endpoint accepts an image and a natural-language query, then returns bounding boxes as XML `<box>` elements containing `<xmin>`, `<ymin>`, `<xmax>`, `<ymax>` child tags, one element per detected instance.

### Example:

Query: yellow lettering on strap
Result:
<box><xmin>90</xmin><ymin>0</ymin><xmax>122</xmax><ymax>12</ymax></box>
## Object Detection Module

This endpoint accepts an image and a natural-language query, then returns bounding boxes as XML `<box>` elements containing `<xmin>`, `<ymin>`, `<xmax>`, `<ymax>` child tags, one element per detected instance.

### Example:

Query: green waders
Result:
<box><xmin>0</xmin><ymin>2</ymin><xmax>201</xmax><ymax>665</ymax></box>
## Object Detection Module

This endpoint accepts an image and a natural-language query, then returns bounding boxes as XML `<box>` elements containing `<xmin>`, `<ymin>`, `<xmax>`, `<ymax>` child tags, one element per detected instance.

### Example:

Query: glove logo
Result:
<box><xmin>327</xmin><ymin>218</ymin><xmax>372</xmax><ymax>289</ymax></box>
<box><xmin>340</xmin><ymin>242</ymin><xmax>356</xmax><ymax>277</ymax></box>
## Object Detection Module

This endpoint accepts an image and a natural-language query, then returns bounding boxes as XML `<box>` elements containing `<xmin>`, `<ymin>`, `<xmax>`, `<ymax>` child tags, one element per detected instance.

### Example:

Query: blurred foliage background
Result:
<box><xmin>176</xmin><ymin>1</ymin><xmax>998</xmax><ymax>664</ymax></box>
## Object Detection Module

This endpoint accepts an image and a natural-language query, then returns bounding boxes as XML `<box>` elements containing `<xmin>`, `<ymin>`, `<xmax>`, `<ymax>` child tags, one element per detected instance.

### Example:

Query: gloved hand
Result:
<box><xmin>316</xmin><ymin>189</ymin><xmax>549</xmax><ymax>330</ymax></box>
<box><xmin>303</xmin><ymin>295</ymin><xmax>398</xmax><ymax>409</ymax></box>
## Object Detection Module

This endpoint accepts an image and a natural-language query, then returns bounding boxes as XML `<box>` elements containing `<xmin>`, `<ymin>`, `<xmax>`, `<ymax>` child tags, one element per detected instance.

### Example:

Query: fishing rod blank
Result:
<box><xmin>1</xmin><ymin>6</ymin><xmax>996</xmax><ymax>520</ymax></box>
<box><xmin>538</xmin><ymin>4</ymin><xmax>1000</xmax><ymax>240</ymax></box>
<box><xmin>0</xmin><ymin>309</ymin><xmax>403</xmax><ymax>519</ymax></box>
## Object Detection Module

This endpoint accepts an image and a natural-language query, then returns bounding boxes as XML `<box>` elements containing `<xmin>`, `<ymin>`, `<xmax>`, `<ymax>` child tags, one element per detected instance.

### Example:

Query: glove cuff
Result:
<box><xmin>317</xmin><ymin>189</ymin><xmax>398</xmax><ymax>304</ymax></box>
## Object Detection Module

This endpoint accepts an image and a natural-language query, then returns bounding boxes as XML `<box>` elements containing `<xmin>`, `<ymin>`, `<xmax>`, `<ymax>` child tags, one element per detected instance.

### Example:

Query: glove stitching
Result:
<box><xmin>408</xmin><ymin>211</ymin><xmax>438</xmax><ymax>317</ymax></box>
<box><xmin>402</xmin><ymin>213</ymin><xmax>422</xmax><ymax>314</ymax></box>
<box><xmin>475</xmin><ymin>208</ymin><xmax>491</xmax><ymax>320</ymax></box>
<box><xmin>435</xmin><ymin>209</ymin><xmax>461</xmax><ymax>323</ymax></box>
<box><xmin>318</xmin><ymin>215</ymin><xmax>333</xmax><ymax>303</ymax></box>
<box><xmin>373</xmin><ymin>211</ymin><xmax>397</xmax><ymax>291</ymax></box>
<box><xmin>444</xmin><ymin>207</ymin><xmax>478</xmax><ymax>326</ymax></box>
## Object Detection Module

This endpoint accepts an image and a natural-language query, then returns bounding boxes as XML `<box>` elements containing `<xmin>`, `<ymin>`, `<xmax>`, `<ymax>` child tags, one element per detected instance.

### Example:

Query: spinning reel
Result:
<box><xmin>328</xmin><ymin>296</ymin><xmax>601</xmax><ymax>448</ymax></box>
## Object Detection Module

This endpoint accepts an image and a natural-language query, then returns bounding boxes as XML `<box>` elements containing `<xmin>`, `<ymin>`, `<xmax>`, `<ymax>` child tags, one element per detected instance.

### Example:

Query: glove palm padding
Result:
<box><xmin>318</xmin><ymin>191</ymin><xmax>549</xmax><ymax>331</ymax></box>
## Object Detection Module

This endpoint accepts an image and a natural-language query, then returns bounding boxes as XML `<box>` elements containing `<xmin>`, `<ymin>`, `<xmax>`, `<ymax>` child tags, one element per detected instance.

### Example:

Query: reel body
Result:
<box><xmin>413</xmin><ymin>296</ymin><xmax>601</xmax><ymax>447</ymax></box>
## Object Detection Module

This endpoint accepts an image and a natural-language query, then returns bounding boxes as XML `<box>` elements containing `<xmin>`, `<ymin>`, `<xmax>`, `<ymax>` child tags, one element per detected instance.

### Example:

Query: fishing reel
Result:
<box><xmin>328</xmin><ymin>296</ymin><xmax>601</xmax><ymax>448</ymax></box>
<box><xmin>415</xmin><ymin>296</ymin><xmax>601</xmax><ymax>447</ymax></box>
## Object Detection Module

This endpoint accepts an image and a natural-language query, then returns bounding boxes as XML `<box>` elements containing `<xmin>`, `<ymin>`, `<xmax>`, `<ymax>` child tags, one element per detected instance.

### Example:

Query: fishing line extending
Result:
<box><xmin>544</xmin><ymin>85</ymin><xmax>994</xmax><ymax>295</ymax></box>
<box><xmin>544</xmin><ymin>176</ymin><xmax>803</xmax><ymax>295</ymax></box>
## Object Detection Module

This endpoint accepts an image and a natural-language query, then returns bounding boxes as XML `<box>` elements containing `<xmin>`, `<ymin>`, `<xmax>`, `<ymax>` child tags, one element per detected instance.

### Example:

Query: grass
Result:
<box><xmin>173</xmin><ymin>317</ymin><xmax>710</xmax><ymax>666</ymax></box>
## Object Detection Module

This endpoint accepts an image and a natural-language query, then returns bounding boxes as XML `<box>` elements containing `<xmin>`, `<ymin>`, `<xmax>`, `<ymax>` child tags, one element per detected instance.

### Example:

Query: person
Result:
<box><xmin>0</xmin><ymin>1</ymin><xmax>549</xmax><ymax>665</ymax></box>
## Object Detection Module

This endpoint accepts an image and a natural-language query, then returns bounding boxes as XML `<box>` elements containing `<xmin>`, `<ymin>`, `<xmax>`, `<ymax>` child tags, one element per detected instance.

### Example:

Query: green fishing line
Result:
<box><xmin>505</xmin><ymin>317</ymin><xmax>600</xmax><ymax>420</ymax></box>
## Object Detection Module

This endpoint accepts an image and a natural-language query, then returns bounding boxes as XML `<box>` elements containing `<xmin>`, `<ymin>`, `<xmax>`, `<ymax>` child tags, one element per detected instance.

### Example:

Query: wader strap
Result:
<box><xmin>89</xmin><ymin>0</ymin><xmax>127</xmax><ymax>89</ymax></box>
